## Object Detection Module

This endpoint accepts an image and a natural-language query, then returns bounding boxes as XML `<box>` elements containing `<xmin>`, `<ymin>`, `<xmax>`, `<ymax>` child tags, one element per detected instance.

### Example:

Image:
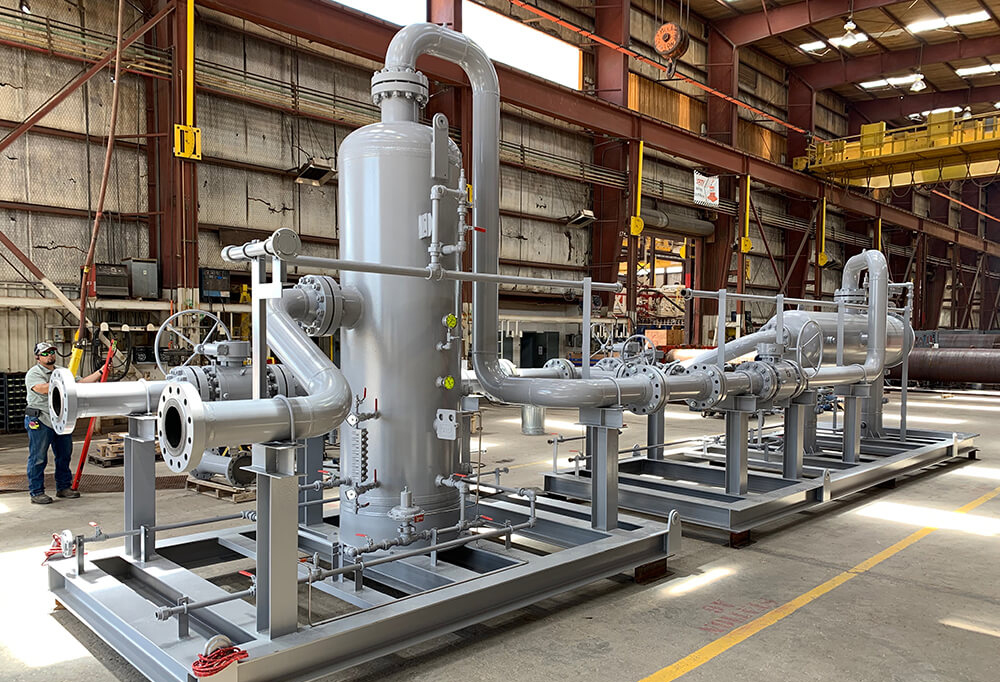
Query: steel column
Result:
<box><xmin>783</xmin><ymin>391</ymin><xmax>814</xmax><ymax>479</ymax></box>
<box><xmin>647</xmin><ymin>408</ymin><xmax>665</xmax><ymax>460</ymax></box>
<box><xmin>297</xmin><ymin>436</ymin><xmax>325</xmax><ymax>526</ymax></box>
<box><xmin>842</xmin><ymin>396</ymin><xmax>862</xmax><ymax>464</ymax></box>
<box><xmin>124</xmin><ymin>415</ymin><xmax>158</xmax><ymax>561</ymax></box>
<box><xmin>251</xmin><ymin>442</ymin><xmax>299</xmax><ymax>638</ymax></box>
<box><xmin>582</xmin><ymin>407</ymin><xmax>623</xmax><ymax>531</ymax></box>
<box><xmin>724</xmin><ymin>410</ymin><xmax>749</xmax><ymax>495</ymax></box>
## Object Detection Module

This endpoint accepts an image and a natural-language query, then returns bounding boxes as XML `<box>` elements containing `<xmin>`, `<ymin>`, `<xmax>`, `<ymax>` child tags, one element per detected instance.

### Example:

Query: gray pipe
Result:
<box><xmin>156</xmin><ymin>289</ymin><xmax>353</xmax><ymax>472</ymax></box>
<box><xmin>807</xmin><ymin>250</ymin><xmax>889</xmax><ymax>388</ymax></box>
<box><xmin>640</xmin><ymin>205</ymin><xmax>714</xmax><ymax>237</ymax></box>
<box><xmin>381</xmin><ymin>24</ymin><xmax>659</xmax><ymax>412</ymax></box>
<box><xmin>49</xmin><ymin>370</ymin><xmax>166</xmax><ymax>435</ymax></box>
<box><xmin>682</xmin><ymin>329</ymin><xmax>777</xmax><ymax>367</ymax></box>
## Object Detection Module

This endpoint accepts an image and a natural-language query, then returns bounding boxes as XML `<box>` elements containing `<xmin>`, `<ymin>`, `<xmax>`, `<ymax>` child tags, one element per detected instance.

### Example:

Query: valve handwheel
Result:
<box><xmin>620</xmin><ymin>334</ymin><xmax>658</xmax><ymax>365</ymax></box>
<box><xmin>155</xmin><ymin>309</ymin><xmax>232</xmax><ymax>376</ymax></box>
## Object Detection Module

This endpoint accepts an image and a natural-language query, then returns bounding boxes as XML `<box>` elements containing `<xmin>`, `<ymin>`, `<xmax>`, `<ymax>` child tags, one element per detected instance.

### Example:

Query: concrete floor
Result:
<box><xmin>1</xmin><ymin>390</ymin><xmax>998</xmax><ymax>682</ymax></box>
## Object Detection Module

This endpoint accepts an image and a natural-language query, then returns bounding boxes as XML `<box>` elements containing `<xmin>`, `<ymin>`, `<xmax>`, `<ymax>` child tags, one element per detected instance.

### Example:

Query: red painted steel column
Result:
<box><xmin>786</xmin><ymin>76</ymin><xmax>815</xmax><ymax>300</ymax></box>
<box><xmin>983</xmin><ymin>185</ymin><xmax>1000</xmax><ymax>329</ymax></box>
<box><xmin>591</xmin><ymin>2</ymin><xmax>630</xmax><ymax>312</ymax></box>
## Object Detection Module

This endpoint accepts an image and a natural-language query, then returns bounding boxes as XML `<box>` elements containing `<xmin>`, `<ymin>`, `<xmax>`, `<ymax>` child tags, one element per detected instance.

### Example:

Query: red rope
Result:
<box><xmin>191</xmin><ymin>646</ymin><xmax>248</xmax><ymax>677</ymax></box>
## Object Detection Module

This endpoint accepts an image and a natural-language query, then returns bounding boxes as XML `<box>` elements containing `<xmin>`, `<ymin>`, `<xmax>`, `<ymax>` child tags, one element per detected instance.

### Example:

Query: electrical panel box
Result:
<box><xmin>84</xmin><ymin>263</ymin><xmax>130</xmax><ymax>298</ymax></box>
<box><xmin>124</xmin><ymin>258</ymin><xmax>159</xmax><ymax>299</ymax></box>
<box><xmin>200</xmin><ymin>267</ymin><xmax>231</xmax><ymax>302</ymax></box>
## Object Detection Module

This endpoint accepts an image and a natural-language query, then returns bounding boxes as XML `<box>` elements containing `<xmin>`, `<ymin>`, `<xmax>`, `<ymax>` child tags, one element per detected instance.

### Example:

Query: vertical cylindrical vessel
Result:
<box><xmin>337</xmin><ymin>109</ymin><xmax>462</xmax><ymax>547</ymax></box>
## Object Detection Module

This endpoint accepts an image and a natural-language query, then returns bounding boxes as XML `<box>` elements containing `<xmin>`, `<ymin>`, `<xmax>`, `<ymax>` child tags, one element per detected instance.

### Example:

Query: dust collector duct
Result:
<box><xmin>640</xmin><ymin>206</ymin><xmax>714</xmax><ymax>238</ymax></box>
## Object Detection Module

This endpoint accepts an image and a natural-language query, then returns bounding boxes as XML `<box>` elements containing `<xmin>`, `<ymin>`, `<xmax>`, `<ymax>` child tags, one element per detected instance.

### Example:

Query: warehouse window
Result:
<box><xmin>331</xmin><ymin>0</ymin><xmax>424</xmax><ymax>26</ymax></box>
<box><xmin>462</xmin><ymin>1</ymin><xmax>581</xmax><ymax>90</ymax></box>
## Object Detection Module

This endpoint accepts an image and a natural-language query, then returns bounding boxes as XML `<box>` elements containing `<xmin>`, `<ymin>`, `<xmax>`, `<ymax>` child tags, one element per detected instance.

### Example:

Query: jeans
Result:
<box><xmin>26</xmin><ymin>416</ymin><xmax>74</xmax><ymax>496</ymax></box>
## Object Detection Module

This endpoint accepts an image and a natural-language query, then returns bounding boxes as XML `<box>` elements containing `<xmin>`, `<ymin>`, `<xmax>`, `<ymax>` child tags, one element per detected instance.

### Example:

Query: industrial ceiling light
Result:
<box><xmin>838</xmin><ymin>17</ymin><xmax>862</xmax><ymax>48</ymax></box>
<box><xmin>910</xmin><ymin>74</ymin><xmax>927</xmax><ymax>92</ymax></box>
<box><xmin>962</xmin><ymin>106</ymin><xmax>972</xmax><ymax>120</ymax></box>
<box><xmin>294</xmin><ymin>157</ymin><xmax>336</xmax><ymax>186</ymax></box>
<box><xmin>565</xmin><ymin>209</ymin><xmax>596</xmax><ymax>228</ymax></box>
<box><xmin>18</xmin><ymin>0</ymin><xmax>29</xmax><ymax>13</ymax></box>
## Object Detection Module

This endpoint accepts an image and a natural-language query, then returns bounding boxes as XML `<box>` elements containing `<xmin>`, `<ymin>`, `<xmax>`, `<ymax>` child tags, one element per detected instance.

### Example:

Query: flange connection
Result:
<box><xmin>684</xmin><ymin>363</ymin><xmax>725</xmax><ymax>411</ymax></box>
<box><xmin>371</xmin><ymin>67</ymin><xmax>429</xmax><ymax>107</ymax></box>
<box><xmin>543</xmin><ymin>358</ymin><xmax>575</xmax><ymax>379</ymax></box>
<box><xmin>49</xmin><ymin>368</ymin><xmax>76</xmax><ymax>435</ymax></box>
<box><xmin>157</xmin><ymin>381</ymin><xmax>206</xmax><ymax>473</ymax></box>
<box><xmin>620</xmin><ymin>363</ymin><xmax>667</xmax><ymax>415</ymax></box>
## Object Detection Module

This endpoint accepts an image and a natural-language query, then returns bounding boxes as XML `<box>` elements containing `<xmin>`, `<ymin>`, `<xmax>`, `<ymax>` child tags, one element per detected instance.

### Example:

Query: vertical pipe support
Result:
<box><xmin>124</xmin><ymin>414</ymin><xmax>157</xmax><ymax>561</ymax></box>
<box><xmin>783</xmin><ymin>391</ymin><xmax>813</xmax><ymax>480</ymax></box>
<box><xmin>842</xmin><ymin>394</ymin><xmax>862</xmax><ymax>464</ymax></box>
<box><xmin>647</xmin><ymin>407</ymin><xmax>665</xmax><ymax>460</ymax></box>
<box><xmin>249</xmin><ymin>442</ymin><xmax>299</xmax><ymax>639</ymax></box>
<box><xmin>582</xmin><ymin>407</ymin><xmax>622</xmax><ymax>531</ymax></box>
<box><xmin>297</xmin><ymin>436</ymin><xmax>325</xmax><ymax>527</ymax></box>
<box><xmin>717</xmin><ymin>289</ymin><xmax>727</xmax><ymax>369</ymax></box>
<box><xmin>724</xmin><ymin>409</ymin><xmax>750</xmax><ymax>495</ymax></box>
<box><xmin>582</xmin><ymin>277</ymin><xmax>592</xmax><ymax>379</ymax></box>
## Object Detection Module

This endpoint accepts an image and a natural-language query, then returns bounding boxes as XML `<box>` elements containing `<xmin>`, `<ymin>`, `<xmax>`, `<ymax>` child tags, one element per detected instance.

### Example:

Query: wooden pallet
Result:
<box><xmin>86</xmin><ymin>435</ymin><xmax>163</xmax><ymax>468</ymax></box>
<box><xmin>185</xmin><ymin>476</ymin><xmax>256</xmax><ymax>503</ymax></box>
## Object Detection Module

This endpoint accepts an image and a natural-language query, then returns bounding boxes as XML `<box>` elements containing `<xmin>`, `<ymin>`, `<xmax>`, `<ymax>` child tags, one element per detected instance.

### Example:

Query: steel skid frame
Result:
<box><xmin>47</xmin><ymin>412</ymin><xmax>679</xmax><ymax>682</ymax></box>
<box><xmin>543</xmin><ymin>394</ymin><xmax>978</xmax><ymax>534</ymax></box>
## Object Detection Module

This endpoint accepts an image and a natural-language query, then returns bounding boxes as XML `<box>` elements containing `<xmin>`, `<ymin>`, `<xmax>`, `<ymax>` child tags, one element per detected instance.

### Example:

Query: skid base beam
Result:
<box><xmin>544</xmin><ymin>427</ymin><xmax>976</xmax><ymax>533</ymax></box>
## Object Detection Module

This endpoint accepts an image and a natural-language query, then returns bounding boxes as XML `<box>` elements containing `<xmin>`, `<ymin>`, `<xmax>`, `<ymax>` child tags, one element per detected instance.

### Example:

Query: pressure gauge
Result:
<box><xmin>437</xmin><ymin>375</ymin><xmax>456</xmax><ymax>390</ymax></box>
<box><xmin>443</xmin><ymin>313</ymin><xmax>458</xmax><ymax>329</ymax></box>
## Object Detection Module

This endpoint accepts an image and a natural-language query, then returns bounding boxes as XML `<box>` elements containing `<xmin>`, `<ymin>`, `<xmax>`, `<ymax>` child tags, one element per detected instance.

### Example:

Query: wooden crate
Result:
<box><xmin>185</xmin><ymin>476</ymin><xmax>256</xmax><ymax>503</ymax></box>
<box><xmin>86</xmin><ymin>435</ymin><xmax>162</xmax><ymax>468</ymax></box>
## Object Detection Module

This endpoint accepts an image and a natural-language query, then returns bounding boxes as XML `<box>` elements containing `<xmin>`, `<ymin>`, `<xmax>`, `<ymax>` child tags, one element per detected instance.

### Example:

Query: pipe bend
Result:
<box><xmin>156</xmin><ymin>287</ymin><xmax>354</xmax><ymax>472</ymax></box>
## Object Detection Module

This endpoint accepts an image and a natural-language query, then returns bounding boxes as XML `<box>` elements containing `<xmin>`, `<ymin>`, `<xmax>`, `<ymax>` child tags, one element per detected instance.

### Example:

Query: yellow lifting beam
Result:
<box><xmin>793</xmin><ymin>110</ymin><xmax>1000</xmax><ymax>188</ymax></box>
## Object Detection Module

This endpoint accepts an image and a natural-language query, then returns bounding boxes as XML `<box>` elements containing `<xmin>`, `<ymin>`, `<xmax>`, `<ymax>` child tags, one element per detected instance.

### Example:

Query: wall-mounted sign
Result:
<box><xmin>693</xmin><ymin>170</ymin><xmax>719</xmax><ymax>207</ymax></box>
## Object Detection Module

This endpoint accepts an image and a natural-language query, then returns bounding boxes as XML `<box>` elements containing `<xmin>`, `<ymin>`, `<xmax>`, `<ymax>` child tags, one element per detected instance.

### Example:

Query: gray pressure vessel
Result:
<box><xmin>764</xmin><ymin>309</ymin><xmax>913</xmax><ymax>369</ymax></box>
<box><xmin>337</xmin><ymin>113</ymin><xmax>463</xmax><ymax>548</ymax></box>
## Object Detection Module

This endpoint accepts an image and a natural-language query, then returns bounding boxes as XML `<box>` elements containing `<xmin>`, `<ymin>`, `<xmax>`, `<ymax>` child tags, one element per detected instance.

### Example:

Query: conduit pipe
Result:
<box><xmin>382</xmin><ymin>24</ymin><xmax>663</xmax><ymax>412</ymax></box>
<box><xmin>156</xmin><ymin>287</ymin><xmax>353</xmax><ymax>472</ymax></box>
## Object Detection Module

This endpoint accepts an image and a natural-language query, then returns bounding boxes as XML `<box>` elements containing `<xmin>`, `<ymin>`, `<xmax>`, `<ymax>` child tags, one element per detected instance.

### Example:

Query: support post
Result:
<box><xmin>647</xmin><ymin>407</ymin><xmax>665</xmax><ymax>460</ymax></box>
<box><xmin>782</xmin><ymin>391</ymin><xmax>814</xmax><ymax>480</ymax></box>
<box><xmin>297</xmin><ymin>436</ymin><xmax>325</xmax><ymax>527</ymax></box>
<box><xmin>250</xmin><ymin>442</ymin><xmax>299</xmax><ymax>639</ymax></box>
<box><xmin>724</xmin><ymin>410</ymin><xmax>750</xmax><ymax>495</ymax></box>
<box><xmin>581</xmin><ymin>407</ymin><xmax>623</xmax><ymax>531</ymax></box>
<box><xmin>842</xmin><ymin>395</ymin><xmax>862</xmax><ymax>464</ymax></box>
<box><xmin>124</xmin><ymin>415</ymin><xmax>158</xmax><ymax>561</ymax></box>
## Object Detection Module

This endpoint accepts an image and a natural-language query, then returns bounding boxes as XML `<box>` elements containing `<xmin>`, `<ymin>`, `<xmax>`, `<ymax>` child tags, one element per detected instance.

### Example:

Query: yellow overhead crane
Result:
<box><xmin>794</xmin><ymin>110</ymin><xmax>1000</xmax><ymax>188</ymax></box>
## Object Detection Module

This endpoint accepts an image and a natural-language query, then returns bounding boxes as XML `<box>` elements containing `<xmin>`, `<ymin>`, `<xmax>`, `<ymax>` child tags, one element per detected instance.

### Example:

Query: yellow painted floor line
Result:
<box><xmin>640</xmin><ymin>483</ymin><xmax>1000</xmax><ymax>682</ymax></box>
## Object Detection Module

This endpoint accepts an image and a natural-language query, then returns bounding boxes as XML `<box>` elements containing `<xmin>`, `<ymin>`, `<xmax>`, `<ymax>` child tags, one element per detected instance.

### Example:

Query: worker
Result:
<box><xmin>25</xmin><ymin>342</ymin><xmax>105</xmax><ymax>504</ymax></box>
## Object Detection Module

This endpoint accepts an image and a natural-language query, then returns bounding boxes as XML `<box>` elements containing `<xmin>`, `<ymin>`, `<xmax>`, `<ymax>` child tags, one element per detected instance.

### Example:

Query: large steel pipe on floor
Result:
<box><xmin>888</xmin><ymin>348</ymin><xmax>1000</xmax><ymax>384</ymax></box>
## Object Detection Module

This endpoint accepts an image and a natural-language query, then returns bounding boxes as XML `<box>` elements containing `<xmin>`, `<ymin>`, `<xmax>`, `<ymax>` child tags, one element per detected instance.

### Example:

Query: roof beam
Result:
<box><xmin>851</xmin><ymin>84</ymin><xmax>1000</xmax><ymax>122</ymax></box>
<box><xmin>716</xmin><ymin>0</ymin><xmax>902</xmax><ymax>46</ymax></box>
<box><xmin>196</xmin><ymin>0</ymin><xmax>1000</xmax><ymax>259</ymax></box>
<box><xmin>794</xmin><ymin>35</ymin><xmax>1000</xmax><ymax>90</ymax></box>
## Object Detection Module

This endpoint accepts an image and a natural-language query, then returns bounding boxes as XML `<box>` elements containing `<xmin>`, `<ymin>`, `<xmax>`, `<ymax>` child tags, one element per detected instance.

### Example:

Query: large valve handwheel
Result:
<box><xmin>154</xmin><ymin>309</ymin><xmax>232</xmax><ymax>376</ymax></box>
<box><xmin>620</xmin><ymin>334</ymin><xmax>658</xmax><ymax>365</ymax></box>
<box><xmin>795</xmin><ymin>319</ymin><xmax>825</xmax><ymax>374</ymax></box>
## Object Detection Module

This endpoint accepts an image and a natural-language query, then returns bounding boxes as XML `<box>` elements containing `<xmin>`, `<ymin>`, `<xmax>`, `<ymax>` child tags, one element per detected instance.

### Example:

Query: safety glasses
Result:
<box><xmin>37</xmin><ymin>350</ymin><xmax>54</xmax><ymax>357</ymax></box>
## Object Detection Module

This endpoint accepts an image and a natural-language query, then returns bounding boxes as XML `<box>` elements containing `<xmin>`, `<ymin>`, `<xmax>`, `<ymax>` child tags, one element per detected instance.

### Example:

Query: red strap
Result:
<box><xmin>191</xmin><ymin>646</ymin><xmax>248</xmax><ymax>677</ymax></box>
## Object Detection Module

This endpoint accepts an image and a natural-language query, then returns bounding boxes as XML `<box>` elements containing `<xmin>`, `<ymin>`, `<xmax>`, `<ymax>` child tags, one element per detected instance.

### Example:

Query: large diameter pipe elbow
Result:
<box><xmin>157</xmin><ymin>290</ymin><xmax>354</xmax><ymax>472</ymax></box>
<box><xmin>49</xmin><ymin>368</ymin><xmax>167</xmax><ymax>435</ymax></box>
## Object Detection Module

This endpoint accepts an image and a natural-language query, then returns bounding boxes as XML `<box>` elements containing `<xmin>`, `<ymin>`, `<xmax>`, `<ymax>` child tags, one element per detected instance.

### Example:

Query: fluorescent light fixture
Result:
<box><xmin>955</xmin><ymin>63</ymin><xmax>1000</xmax><ymax>77</ymax></box>
<box><xmin>860</xmin><ymin>74</ymin><xmax>920</xmax><ymax>89</ymax></box>
<box><xmin>908</xmin><ymin>10</ymin><xmax>990</xmax><ymax>34</ymax></box>
<box><xmin>798</xmin><ymin>40</ymin><xmax>826</xmax><ymax>52</ymax></box>
<box><xmin>908</xmin><ymin>106</ymin><xmax>962</xmax><ymax>119</ymax></box>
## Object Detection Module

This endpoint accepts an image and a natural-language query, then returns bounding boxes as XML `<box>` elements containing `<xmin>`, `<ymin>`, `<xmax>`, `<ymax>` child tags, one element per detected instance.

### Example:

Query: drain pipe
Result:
<box><xmin>381</xmin><ymin>23</ymin><xmax>669</xmax><ymax>412</ymax></box>
<box><xmin>156</xmin><ymin>282</ymin><xmax>354</xmax><ymax>472</ymax></box>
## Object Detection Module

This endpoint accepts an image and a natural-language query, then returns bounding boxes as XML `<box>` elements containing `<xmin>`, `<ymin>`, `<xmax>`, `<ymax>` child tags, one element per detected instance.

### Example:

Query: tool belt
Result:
<box><xmin>25</xmin><ymin>407</ymin><xmax>41</xmax><ymax>418</ymax></box>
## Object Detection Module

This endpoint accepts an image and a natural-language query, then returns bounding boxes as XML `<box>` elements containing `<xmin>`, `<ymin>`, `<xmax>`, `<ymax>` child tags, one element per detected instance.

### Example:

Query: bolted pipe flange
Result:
<box><xmin>156</xmin><ymin>381</ymin><xmax>206</xmax><ymax>473</ymax></box>
<box><xmin>739</xmin><ymin>361</ymin><xmax>779</xmax><ymax>402</ymax></box>
<box><xmin>595</xmin><ymin>356</ymin><xmax>623</xmax><ymax>373</ymax></box>
<box><xmin>620</xmin><ymin>364</ymin><xmax>666</xmax><ymax>415</ymax></box>
<box><xmin>48</xmin><ymin>368</ymin><xmax>77</xmax><ymax>435</ymax></box>
<box><xmin>684</xmin><ymin>363</ymin><xmax>724</xmax><ymax>411</ymax></box>
<box><xmin>293</xmin><ymin>275</ymin><xmax>363</xmax><ymax>336</ymax></box>
<box><xmin>371</xmin><ymin>67</ymin><xmax>429</xmax><ymax>107</ymax></box>
<box><xmin>543</xmin><ymin>358</ymin><xmax>575</xmax><ymax>379</ymax></box>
